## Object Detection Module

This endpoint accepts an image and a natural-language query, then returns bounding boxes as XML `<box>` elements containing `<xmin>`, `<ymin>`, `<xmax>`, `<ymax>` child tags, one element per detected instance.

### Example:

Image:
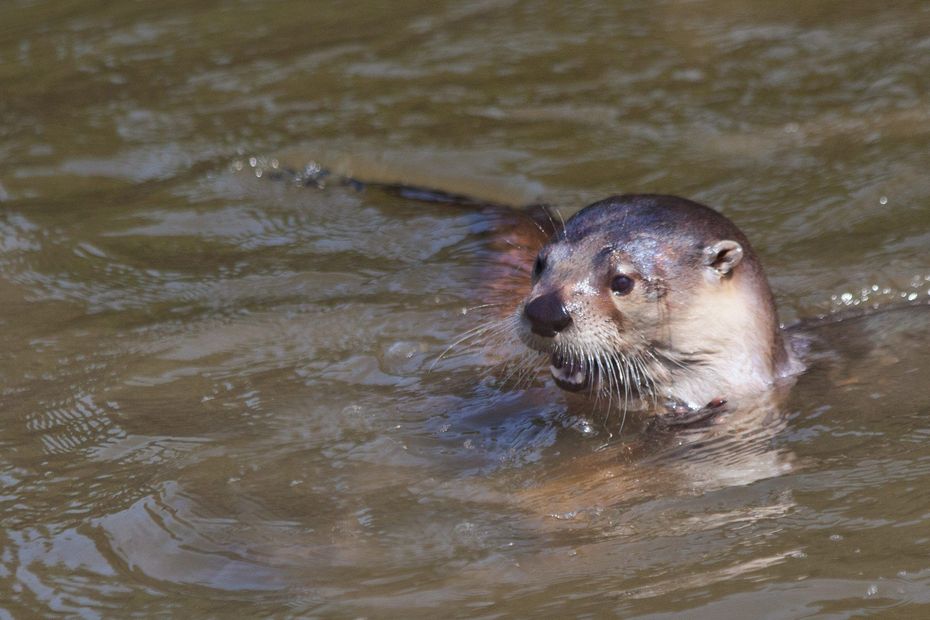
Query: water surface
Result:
<box><xmin>1</xmin><ymin>0</ymin><xmax>930</xmax><ymax>616</ymax></box>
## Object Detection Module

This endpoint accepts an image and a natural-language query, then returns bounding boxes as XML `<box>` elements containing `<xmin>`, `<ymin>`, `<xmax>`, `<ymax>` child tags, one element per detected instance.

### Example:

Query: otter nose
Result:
<box><xmin>523</xmin><ymin>292</ymin><xmax>572</xmax><ymax>337</ymax></box>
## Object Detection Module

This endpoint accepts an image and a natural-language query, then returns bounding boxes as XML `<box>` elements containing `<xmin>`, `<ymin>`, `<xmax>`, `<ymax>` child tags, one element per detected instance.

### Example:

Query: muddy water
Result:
<box><xmin>2</xmin><ymin>0</ymin><xmax>930</xmax><ymax>616</ymax></box>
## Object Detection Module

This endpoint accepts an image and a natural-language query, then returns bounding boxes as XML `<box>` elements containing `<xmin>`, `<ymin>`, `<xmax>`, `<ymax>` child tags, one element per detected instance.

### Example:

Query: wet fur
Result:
<box><xmin>513</xmin><ymin>195</ymin><xmax>800</xmax><ymax>411</ymax></box>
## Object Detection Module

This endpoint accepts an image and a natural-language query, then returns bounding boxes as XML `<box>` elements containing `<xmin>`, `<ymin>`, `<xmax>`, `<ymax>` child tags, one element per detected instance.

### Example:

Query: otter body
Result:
<box><xmin>516</xmin><ymin>194</ymin><xmax>802</xmax><ymax>413</ymax></box>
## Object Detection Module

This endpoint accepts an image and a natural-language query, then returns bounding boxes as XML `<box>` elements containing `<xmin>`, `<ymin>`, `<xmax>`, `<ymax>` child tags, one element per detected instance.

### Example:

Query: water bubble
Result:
<box><xmin>248</xmin><ymin>156</ymin><xmax>257</xmax><ymax>167</ymax></box>
<box><xmin>381</xmin><ymin>340</ymin><xmax>426</xmax><ymax>374</ymax></box>
<box><xmin>879</xmin><ymin>196</ymin><xmax>888</xmax><ymax>205</ymax></box>
<box><xmin>578</xmin><ymin>421</ymin><xmax>597</xmax><ymax>437</ymax></box>
<box><xmin>840</xmin><ymin>292</ymin><xmax>853</xmax><ymax>304</ymax></box>
<box><xmin>866</xmin><ymin>584</ymin><xmax>878</xmax><ymax>597</ymax></box>
<box><xmin>343</xmin><ymin>404</ymin><xmax>363</xmax><ymax>415</ymax></box>
<box><xmin>452</xmin><ymin>521</ymin><xmax>486</xmax><ymax>549</ymax></box>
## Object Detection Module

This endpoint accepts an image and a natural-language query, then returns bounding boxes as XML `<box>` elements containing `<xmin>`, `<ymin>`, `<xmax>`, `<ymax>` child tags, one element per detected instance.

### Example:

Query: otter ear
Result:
<box><xmin>703</xmin><ymin>240</ymin><xmax>743</xmax><ymax>277</ymax></box>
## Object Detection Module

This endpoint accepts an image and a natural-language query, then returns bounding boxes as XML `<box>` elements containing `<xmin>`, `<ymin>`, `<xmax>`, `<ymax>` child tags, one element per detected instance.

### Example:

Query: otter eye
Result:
<box><xmin>610</xmin><ymin>274</ymin><xmax>635</xmax><ymax>296</ymax></box>
<box><xmin>532</xmin><ymin>255</ymin><xmax>546</xmax><ymax>281</ymax></box>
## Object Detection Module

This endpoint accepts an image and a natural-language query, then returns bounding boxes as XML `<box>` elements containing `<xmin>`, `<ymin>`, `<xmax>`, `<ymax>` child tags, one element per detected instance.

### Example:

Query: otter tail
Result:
<box><xmin>267</xmin><ymin>161</ymin><xmax>563</xmax><ymax>237</ymax></box>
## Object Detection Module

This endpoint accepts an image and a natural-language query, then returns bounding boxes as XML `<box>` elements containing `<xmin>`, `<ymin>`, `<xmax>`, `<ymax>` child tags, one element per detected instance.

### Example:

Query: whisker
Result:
<box><xmin>496</xmin><ymin>342</ymin><xmax>539</xmax><ymax>390</ymax></box>
<box><xmin>428</xmin><ymin>325</ymin><xmax>497</xmax><ymax>373</ymax></box>
<box><xmin>598</xmin><ymin>357</ymin><xmax>612</xmax><ymax>425</ymax></box>
<box><xmin>607</xmin><ymin>355</ymin><xmax>630</xmax><ymax>435</ymax></box>
<box><xmin>428</xmin><ymin>309</ymin><xmax>522</xmax><ymax>374</ymax></box>
<box><xmin>512</xmin><ymin>353</ymin><xmax>545</xmax><ymax>391</ymax></box>
<box><xmin>501</xmin><ymin>238</ymin><xmax>534</xmax><ymax>251</ymax></box>
<box><xmin>462</xmin><ymin>302</ymin><xmax>507</xmax><ymax>313</ymax></box>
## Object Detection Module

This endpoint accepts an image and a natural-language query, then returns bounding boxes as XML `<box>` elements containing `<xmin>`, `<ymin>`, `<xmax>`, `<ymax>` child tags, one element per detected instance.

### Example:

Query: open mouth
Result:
<box><xmin>549</xmin><ymin>352</ymin><xmax>589</xmax><ymax>392</ymax></box>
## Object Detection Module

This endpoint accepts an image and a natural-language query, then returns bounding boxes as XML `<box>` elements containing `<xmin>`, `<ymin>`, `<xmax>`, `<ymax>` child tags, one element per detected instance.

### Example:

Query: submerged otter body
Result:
<box><xmin>515</xmin><ymin>194</ymin><xmax>802</xmax><ymax>413</ymax></box>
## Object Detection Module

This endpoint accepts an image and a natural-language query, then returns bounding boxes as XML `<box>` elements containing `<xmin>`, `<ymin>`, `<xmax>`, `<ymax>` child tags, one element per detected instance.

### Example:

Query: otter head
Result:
<box><xmin>517</xmin><ymin>194</ymin><xmax>790</xmax><ymax>409</ymax></box>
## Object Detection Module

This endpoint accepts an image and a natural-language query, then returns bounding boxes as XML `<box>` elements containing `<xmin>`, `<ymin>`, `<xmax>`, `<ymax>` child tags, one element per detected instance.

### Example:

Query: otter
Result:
<box><xmin>516</xmin><ymin>194</ymin><xmax>803</xmax><ymax>418</ymax></box>
<box><xmin>268</xmin><ymin>162</ymin><xmax>804</xmax><ymax>420</ymax></box>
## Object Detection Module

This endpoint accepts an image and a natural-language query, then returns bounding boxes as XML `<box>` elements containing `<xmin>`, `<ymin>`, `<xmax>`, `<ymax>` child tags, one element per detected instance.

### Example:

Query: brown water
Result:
<box><xmin>2</xmin><ymin>0</ymin><xmax>930</xmax><ymax>617</ymax></box>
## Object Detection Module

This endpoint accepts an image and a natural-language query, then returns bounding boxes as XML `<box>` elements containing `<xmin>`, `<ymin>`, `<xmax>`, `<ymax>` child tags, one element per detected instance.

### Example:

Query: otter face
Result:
<box><xmin>515</xmin><ymin>195</ymin><xmax>762</xmax><ymax>405</ymax></box>
<box><xmin>518</xmin><ymin>229</ymin><xmax>668</xmax><ymax>394</ymax></box>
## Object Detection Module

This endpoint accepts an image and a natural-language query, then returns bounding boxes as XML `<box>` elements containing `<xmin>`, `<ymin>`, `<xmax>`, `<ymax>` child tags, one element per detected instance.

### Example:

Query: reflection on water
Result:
<box><xmin>1</xmin><ymin>0</ymin><xmax>930</xmax><ymax>616</ymax></box>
